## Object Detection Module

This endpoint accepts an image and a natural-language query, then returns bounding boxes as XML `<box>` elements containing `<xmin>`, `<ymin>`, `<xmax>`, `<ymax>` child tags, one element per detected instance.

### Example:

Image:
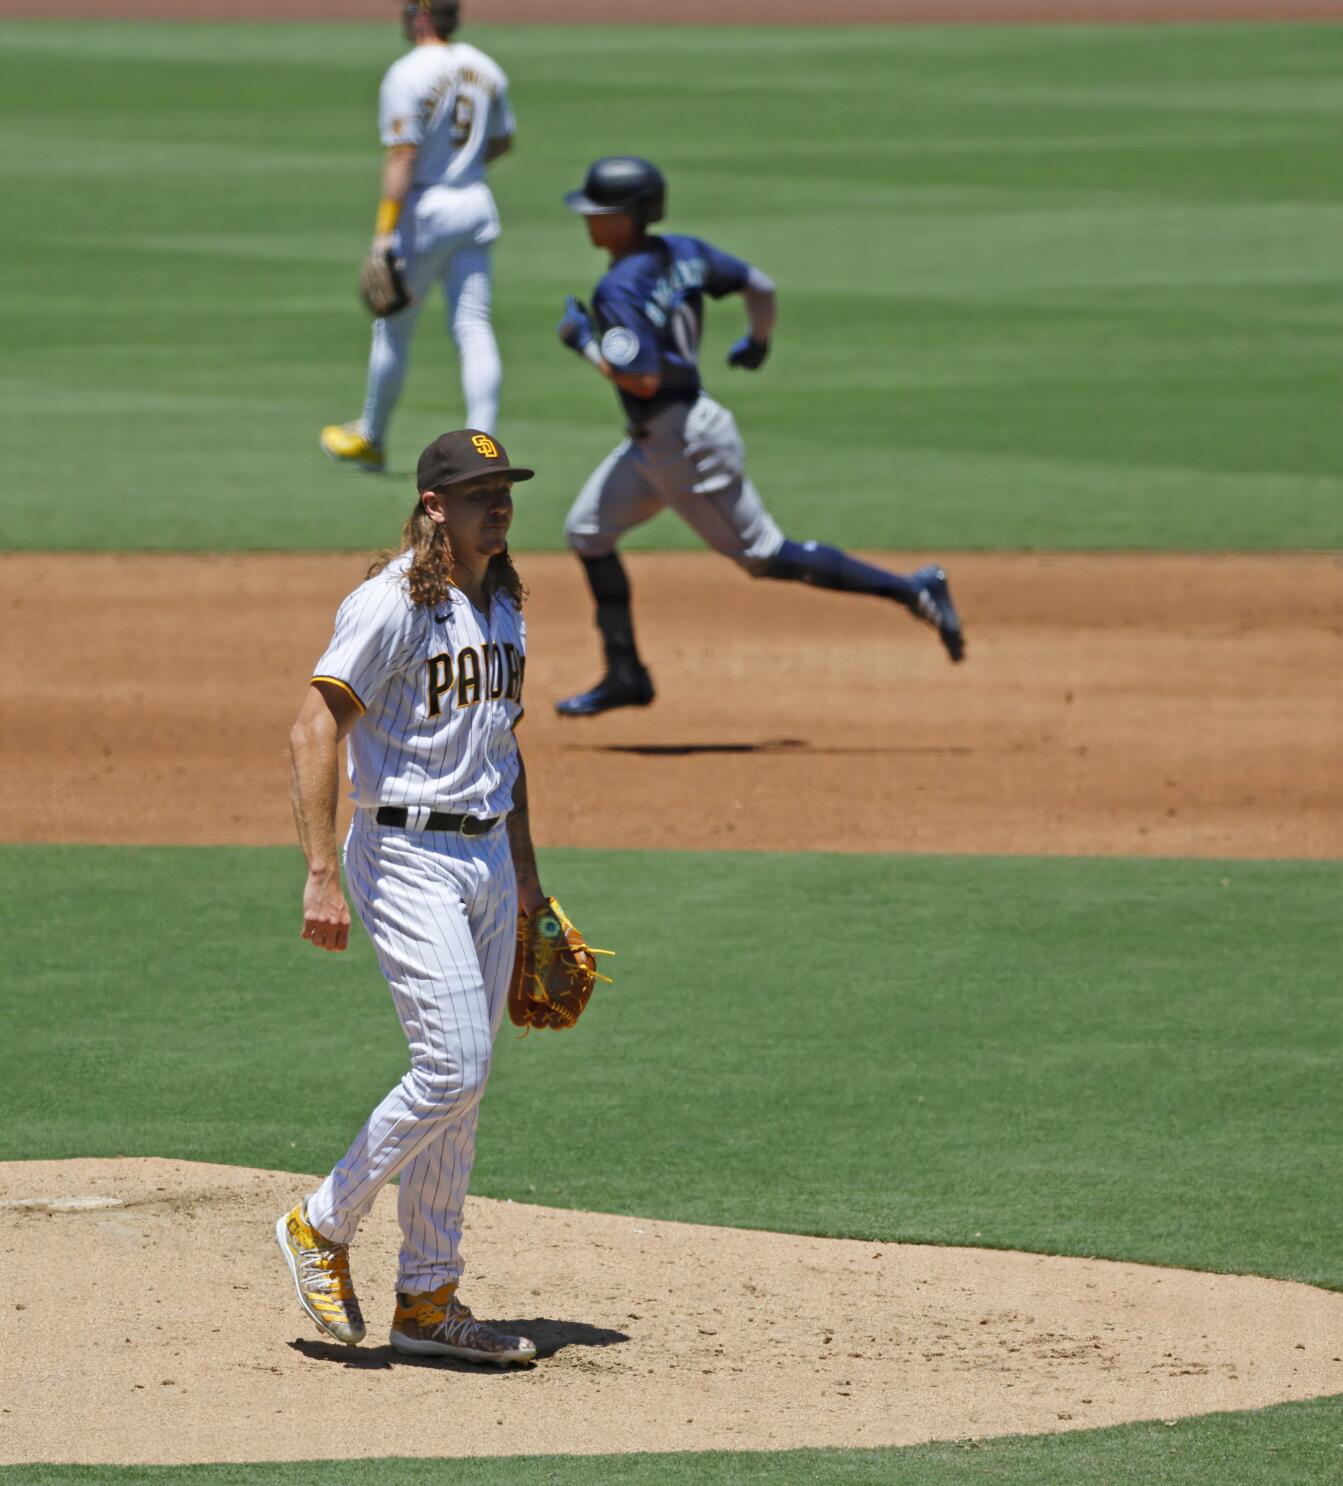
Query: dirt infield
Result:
<box><xmin>3</xmin><ymin>545</ymin><xmax>1339</xmax><ymax>1464</ymax></box>
<box><xmin>3</xmin><ymin>1158</ymin><xmax>1341</xmax><ymax>1465</ymax></box>
<box><xmin>2</xmin><ymin>551</ymin><xmax>1339</xmax><ymax>859</ymax></box>
<box><xmin>10</xmin><ymin>0</ymin><xmax>1343</xmax><ymax>24</ymax></box>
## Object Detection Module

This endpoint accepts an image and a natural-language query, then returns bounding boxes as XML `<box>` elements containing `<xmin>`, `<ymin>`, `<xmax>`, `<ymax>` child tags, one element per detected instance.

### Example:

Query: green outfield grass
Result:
<box><xmin>8</xmin><ymin>1394</ymin><xmax>1343</xmax><ymax>1484</ymax></box>
<box><xmin>1</xmin><ymin>21</ymin><xmax>1341</xmax><ymax>552</ymax></box>
<box><xmin>3</xmin><ymin>845</ymin><xmax>1338</xmax><ymax>1290</ymax></box>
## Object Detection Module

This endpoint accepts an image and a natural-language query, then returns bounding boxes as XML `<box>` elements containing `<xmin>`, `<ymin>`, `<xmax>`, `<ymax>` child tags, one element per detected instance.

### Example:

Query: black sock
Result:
<box><xmin>761</xmin><ymin>539</ymin><xmax>920</xmax><ymax>607</ymax></box>
<box><xmin>580</xmin><ymin>553</ymin><xmax>647</xmax><ymax>678</ymax></box>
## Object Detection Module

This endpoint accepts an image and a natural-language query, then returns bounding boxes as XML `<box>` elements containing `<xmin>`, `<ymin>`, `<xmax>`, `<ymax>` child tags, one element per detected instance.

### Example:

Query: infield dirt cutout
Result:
<box><xmin>3</xmin><ymin>1158</ymin><xmax>1342</xmax><ymax>1466</ymax></box>
<box><xmin>1</xmin><ymin>551</ymin><xmax>1340</xmax><ymax>858</ymax></box>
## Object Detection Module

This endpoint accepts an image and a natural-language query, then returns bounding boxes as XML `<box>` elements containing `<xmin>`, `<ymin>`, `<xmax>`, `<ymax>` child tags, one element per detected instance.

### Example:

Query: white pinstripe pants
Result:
<box><xmin>306</xmin><ymin>816</ymin><xmax>516</xmax><ymax>1293</ymax></box>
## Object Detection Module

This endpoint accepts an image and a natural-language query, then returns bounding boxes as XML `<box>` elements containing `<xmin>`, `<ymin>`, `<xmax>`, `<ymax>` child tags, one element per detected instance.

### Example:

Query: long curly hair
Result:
<box><xmin>367</xmin><ymin>501</ymin><xmax>526</xmax><ymax>610</ymax></box>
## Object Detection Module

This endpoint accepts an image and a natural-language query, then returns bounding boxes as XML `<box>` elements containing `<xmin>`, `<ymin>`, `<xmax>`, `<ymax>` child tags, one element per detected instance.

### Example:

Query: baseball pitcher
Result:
<box><xmin>278</xmin><ymin>431</ymin><xmax>604</xmax><ymax>1366</ymax></box>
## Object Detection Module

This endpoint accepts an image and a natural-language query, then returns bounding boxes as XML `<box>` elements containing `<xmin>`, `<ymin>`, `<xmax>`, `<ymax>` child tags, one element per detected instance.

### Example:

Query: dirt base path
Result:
<box><xmin>2</xmin><ymin>552</ymin><xmax>1339</xmax><ymax>858</ymax></box>
<box><xmin>2</xmin><ymin>1158</ymin><xmax>1340</xmax><ymax>1466</ymax></box>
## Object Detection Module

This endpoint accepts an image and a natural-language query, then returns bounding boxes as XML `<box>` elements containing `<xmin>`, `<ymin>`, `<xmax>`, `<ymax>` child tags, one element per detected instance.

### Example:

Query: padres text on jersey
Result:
<box><xmin>312</xmin><ymin>551</ymin><xmax>524</xmax><ymax>815</ymax></box>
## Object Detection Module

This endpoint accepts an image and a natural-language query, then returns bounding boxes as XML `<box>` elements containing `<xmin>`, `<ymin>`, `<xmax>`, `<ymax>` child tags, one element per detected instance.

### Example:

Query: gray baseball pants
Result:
<box><xmin>564</xmin><ymin>393</ymin><xmax>785</xmax><ymax>566</ymax></box>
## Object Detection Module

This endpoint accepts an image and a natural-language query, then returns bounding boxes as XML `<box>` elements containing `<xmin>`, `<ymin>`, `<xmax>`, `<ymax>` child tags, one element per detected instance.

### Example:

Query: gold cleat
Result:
<box><xmin>274</xmin><ymin>1202</ymin><xmax>366</xmax><ymax>1344</ymax></box>
<box><xmin>390</xmin><ymin>1283</ymin><xmax>537</xmax><ymax>1365</ymax></box>
<box><xmin>320</xmin><ymin>422</ymin><xmax>385</xmax><ymax>473</ymax></box>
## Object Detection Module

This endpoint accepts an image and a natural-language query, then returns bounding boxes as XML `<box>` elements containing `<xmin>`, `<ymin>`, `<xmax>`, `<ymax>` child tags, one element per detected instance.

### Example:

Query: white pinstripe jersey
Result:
<box><xmin>313</xmin><ymin>552</ymin><xmax>524</xmax><ymax>815</ymax></box>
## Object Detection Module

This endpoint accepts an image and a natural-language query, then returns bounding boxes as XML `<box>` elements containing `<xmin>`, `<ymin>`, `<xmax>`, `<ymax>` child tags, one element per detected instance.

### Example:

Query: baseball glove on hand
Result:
<box><xmin>358</xmin><ymin>245</ymin><xmax>411</xmax><ymax>318</ymax></box>
<box><xmin>508</xmin><ymin>897</ymin><xmax>614</xmax><ymax>1031</ymax></box>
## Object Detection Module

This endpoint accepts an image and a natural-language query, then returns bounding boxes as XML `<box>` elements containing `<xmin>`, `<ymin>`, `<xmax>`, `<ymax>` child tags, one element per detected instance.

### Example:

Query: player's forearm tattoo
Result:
<box><xmin>507</xmin><ymin>758</ymin><xmax>541</xmax><ymax>906</ymax></box>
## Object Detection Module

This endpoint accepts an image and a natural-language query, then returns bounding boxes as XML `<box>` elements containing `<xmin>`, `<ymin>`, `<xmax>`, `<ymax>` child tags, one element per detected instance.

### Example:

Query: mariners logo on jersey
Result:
<box><xmin>600</xmin><ymin>327</ymin><xmax>640</xmax><ymax>367</ymax></box>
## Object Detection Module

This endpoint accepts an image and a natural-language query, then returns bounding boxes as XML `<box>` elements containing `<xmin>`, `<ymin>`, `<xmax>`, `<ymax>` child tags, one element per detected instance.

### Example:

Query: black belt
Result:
<box><xmin>375</xmin><ymin>807</ymin><xmax>501</xmax><ymax>837</ymax></box>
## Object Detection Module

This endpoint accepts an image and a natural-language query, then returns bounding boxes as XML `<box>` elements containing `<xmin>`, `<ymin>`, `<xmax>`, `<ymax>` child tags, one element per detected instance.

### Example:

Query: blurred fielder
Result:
<box><xmin>322</xmin><ymin>0</ymin><xmax>515</xmax><ymax>472</ymax></box>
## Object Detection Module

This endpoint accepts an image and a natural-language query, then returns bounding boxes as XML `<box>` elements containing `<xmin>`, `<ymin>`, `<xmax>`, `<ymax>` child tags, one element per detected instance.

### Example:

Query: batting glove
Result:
<box><xmin>558</xmin><ymin>295</ymin><xmax>595</xmax><ymax>353</ymax></box>
<box><xmin>727</xmin><ymin>335</ymin><xmax>770</xmax><ymax>371</ymax></box>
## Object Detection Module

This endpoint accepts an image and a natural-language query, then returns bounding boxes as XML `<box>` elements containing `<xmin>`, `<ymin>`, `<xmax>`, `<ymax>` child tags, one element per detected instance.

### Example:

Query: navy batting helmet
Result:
<box><xmin>564</xmin><ymin>157</ymin><xmax>666</xmax><ymax>226</ymax></box>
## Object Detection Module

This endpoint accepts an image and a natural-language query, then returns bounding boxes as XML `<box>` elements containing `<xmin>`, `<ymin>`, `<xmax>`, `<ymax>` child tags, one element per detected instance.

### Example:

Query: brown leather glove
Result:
<box><xmin>508</xmin><ymin>897</ymin><xmax>613</xmax><ymax>1031</ymax></box>
<box><xmin>358</xmin><ymin>246</ymin><xmax>411</xmax><ymax>318</ymax></box>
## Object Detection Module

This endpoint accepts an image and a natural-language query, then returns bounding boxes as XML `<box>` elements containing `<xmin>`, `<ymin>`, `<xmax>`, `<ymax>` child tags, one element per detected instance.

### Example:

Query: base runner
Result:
<box><xmin>554</xmin><ymin>156</ymin><xmax>966</xmax><ymax>717</ymax></box>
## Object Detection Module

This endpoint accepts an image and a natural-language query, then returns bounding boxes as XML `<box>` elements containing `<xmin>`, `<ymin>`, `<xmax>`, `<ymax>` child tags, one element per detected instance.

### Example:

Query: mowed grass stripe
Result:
<box><xmin>2</xmin><ymin>846</ymin><xmax>1338</xmax><ymax>1289</ymax></box>
<box><xmin>7</xmin><ymin>1395</ymin><xmax>1343</xmax><ymax>1484</ymax></box>
<box><xmin>1</xmin><ymin>22</ymin><xmax>1341</xmax><ymax>551</ymax></box>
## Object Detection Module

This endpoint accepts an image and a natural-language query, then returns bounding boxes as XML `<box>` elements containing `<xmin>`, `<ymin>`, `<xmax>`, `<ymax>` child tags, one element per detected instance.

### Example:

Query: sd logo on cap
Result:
<box><xmin>417</xmin><ymin>429</ymin><xmax>536</xmax><ymax>492</ymax></box>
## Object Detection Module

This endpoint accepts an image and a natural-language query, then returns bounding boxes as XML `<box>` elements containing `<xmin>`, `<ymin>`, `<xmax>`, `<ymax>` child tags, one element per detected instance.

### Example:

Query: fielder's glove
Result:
<box><xmin>558</xmin><ymin>295</ymin><xmax>595</xmax><ymax>353</ymax></box>
<box><xmin>508</xmin><ymin>896</ymin><xmax>613</xmax><ymax>1031</ymax></box>
<box><xmin>358</xmin><ymin>244</ymin><xmax>412</xmax><ymax>319</ymax></box>
<box><xmin>727</xmin><ymin>335</ymin><xmax>770</xmax><ymax>370</ymax></box>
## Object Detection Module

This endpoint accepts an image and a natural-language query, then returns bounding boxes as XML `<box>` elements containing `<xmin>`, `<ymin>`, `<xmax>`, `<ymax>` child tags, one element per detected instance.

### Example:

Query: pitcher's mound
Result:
<box><xmin>3</xmin><ymin>1158</ymin><xmax>1339</xmax><ymax>1465</ymax></box>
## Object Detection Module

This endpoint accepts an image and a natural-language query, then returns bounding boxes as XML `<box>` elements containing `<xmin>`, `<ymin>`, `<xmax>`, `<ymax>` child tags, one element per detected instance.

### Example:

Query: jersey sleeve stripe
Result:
<box><xmin>311</xmin><ymin>675</ymin><xmax>367</xmax><ymax>714</ymax></box>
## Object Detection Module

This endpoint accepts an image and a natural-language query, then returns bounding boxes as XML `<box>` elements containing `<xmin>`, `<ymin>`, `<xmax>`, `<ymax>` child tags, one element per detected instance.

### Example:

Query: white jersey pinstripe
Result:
<box><xmin>312</xmin><ymin>551</ymin><xmax>525</xmax><ymax>816</ymax></box>
<box><xmin>303</xmin><ymin>553</ymin><xmax>526</xmax><ymax>1294</ymax></box>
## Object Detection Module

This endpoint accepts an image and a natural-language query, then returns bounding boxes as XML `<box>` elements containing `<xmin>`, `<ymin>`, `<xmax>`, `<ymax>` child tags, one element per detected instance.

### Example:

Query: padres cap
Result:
<box><xmin>416</xmin><ymin>429</ymin><xmax>535</xmax><ymax>492</ymax></box>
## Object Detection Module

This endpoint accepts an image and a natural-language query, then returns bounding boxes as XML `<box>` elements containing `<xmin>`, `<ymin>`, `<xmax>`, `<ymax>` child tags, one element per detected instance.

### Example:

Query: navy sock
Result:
<box><xmin>579</xmin><ymin>553</ymin><xmax>647</xmax><ymax>677</ymax></box>
<box><xmin>761</xmin><ymin>540</ymin><xmax>920</xmax><ymax>607</ymax></box>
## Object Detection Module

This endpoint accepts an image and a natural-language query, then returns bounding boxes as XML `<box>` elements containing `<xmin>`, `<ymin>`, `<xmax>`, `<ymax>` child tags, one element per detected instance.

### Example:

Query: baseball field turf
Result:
<box><xmin>9</xmin><ymin>1397</ymin><xmax>1343</xmax><ymax>1486</ymax></box>
<box><xmin>1</xmin><ymin>15</ymin><xmax>1340</xmax><ymax>1483</ymax></box>
<box><xmin>1</xmin><ymin>21</ymin><xmax>1341</xmax><ymax>551</ymax></box>
<box><xmin>5</xmin><ymin>846</ymin><xmax>1340</xmax><ymax>1288</ymax></box>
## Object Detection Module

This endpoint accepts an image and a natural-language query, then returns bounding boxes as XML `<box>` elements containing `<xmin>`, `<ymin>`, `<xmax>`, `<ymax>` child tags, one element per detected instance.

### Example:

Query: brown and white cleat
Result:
<box><xmin>389</xmin><ymin>1283</ymin><xmax>537</xmax><ymax>1365</ymax></box>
